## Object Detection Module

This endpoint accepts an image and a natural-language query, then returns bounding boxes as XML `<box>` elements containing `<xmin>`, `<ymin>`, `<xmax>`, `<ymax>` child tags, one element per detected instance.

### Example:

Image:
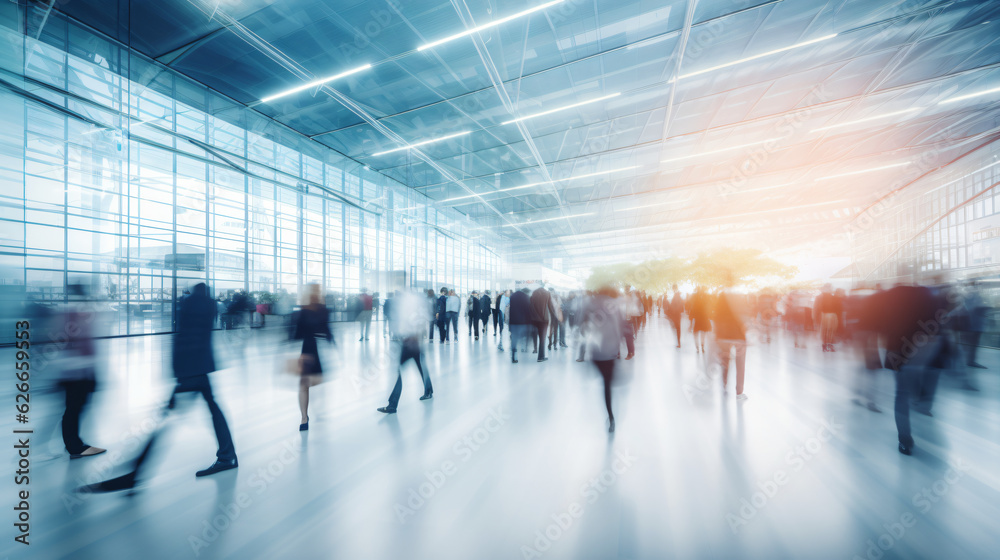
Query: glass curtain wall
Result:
<box><xmin>851</xmin><ymin>138</ymin><xmax>1000</xmax><ymax>283</ymax></box>
<box><xmin>0</xmin><ymin>4</ymin><xmax>508</xmax><ymax>342</ymax></box>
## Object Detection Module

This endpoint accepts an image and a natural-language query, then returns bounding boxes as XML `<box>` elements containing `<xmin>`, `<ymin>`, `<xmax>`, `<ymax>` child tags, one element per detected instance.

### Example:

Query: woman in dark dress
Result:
<box><xmin>293</xmin><ymin>284</ymin><xmax>332</xmax><ymax>431</ymax></box>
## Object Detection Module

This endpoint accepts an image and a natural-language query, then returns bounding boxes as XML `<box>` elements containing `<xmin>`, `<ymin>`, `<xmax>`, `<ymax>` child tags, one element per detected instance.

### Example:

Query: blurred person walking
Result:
<box><xmin>82</xmin><ymin>282</ymin><xmax>237</xmax><ymax>493</ymax></box>
<box><xmin>814</xmin><ymin>284</ymin><xmax>843</xmax><ymax>352</ymax></box>
<box><xmin>666</xmin><ymin>284</ymin><xmax>685</xmax><ymax>348</ymax></box>
<box><xmin>378</xmin><ymin>290</ymin><xmax>434</xmax><ymax>413</ymax></box>
<box><xmin>530</xmin><ymin>284</ymin><xmax>558</xmax><ymax>362</ymax></box>
<box><xmin>54</xmin><ymin>284</ymin><xmax>106</xmax><ymax>459</ymax></box>
<box><xmin>357</xmin><ymin>288</ymin><xmax>373</xmax><ymax>341</ymax></box>
<box><xmin>467</xmin><ymin>291</ymin><xmax>481</xmax><ymax>339</ymax></box>
<box><xmin>509</xmin><ymin>288</ymin><xmax>531</xmax><ymax>363</ymax></box>
<box><xmin>493</xmin><ymin>290</ymin><xmax>503</xmax><ymax>336</ymax></box>
<box><xmin>292</xmin><ymin>284</ymin><xmax>333</xmax><ymax>431</ymax></box>
<box><xmin>584</xmin><ymin>286</ymin><xmax>624</xmax><ymax>432</ymax></box>
<box><xmin>497</xmin><ymin>289</ymin><xmax>510</xmax><ymax>352</ymax></box>
<box><xmin>714</xmin><ymin>284</ymin><xmax>749</xmax><ymax>400</ymax></box>
<box><xmin>480</xmin><ymin>291</ymin><xmax>493</xmax><ymax>338</ymax></box>
<box><xmin>689</xmin><ymin>286</ymin><xmax>713</xmax><ymax>353</ymax></box>
<box><xmin>436</xmin><ymin>287</ymin><xmax>449</xmax><ymax>343</ymax></box>
<box><xmin>871</xmin><ymin>282</ymin><xmax>943</xmax><ymax>455</ymax></box>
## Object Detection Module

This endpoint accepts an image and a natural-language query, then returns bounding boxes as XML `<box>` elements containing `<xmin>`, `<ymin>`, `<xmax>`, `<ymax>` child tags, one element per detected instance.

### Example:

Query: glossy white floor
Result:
<box><xmin>3</xmin><ymin>316</ymin><xmax>998</xmax><ymax>560</ymax></box>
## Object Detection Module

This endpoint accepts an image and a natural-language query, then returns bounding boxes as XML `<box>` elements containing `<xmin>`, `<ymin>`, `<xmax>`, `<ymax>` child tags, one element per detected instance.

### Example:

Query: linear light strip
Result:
<box><xmin>372</xmin><ymin>131</ymin><xmax>471</xmax><ymax>157</ymax></box>
<box><xmin>673</xmin><ymin>34</ymin><xmax>838</xmax><ymax>82</ymax></box>
<box><xmin>501</xmin><ymin>93</ymin><xmax>620</xmax><ymax>125</ymax></box>
<box><xmin>261</xmin><ymin>63</ymin><xmax>372</xmax><ymax>103</ymax></box>
<box><xmin>615</xmin><ymin>198</ymin><xmax>691</xmax><ymax>212</ymax></box>
<box><xmin>811</xmin><ymin>108</ymin><xmax>921</xmax><ymax>133</ymax></box>
<box><xmin>417</xmin><ymin>0</ymin><xmax>565</xmax><ymax>51</ymax></box>
<box><xmin>939</xmin><ymin>85</ymin><xmax>1000</xmax><ymax>105</ymax></box>
<box><xmin>662</xmin><ymin>137</ymin><xmax>783</xmax><ymax>163</ymax></box>
<box><xmin>501</xmin><ymin>212</ymin><xmax>595</xmax><ymax>227</ymax></box>
<box><xmin>815</xmin><ymin>162</ymin><xmax>910</xmax><ymax>181</ymax></box>
<box><xmin>442</xmin><ymin>166</ymin><xmax>639</xmax><ymax>203</ymax></box>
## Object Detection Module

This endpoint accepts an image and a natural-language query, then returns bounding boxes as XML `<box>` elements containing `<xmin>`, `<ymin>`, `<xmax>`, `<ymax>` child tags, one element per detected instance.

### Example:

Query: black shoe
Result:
<box><xmin>69</xmin><ymin>446</ymin><xmax>107</xmax><ymax>459</ymax></box>
<box><xmin>377</xmin><ymin>407</ymin><xmax>397</xmax><ymax>414</ymax></box>
<box><xmin>609</xmin><ymin>419</ymin><xmax>615</xmax><ymax>433</ymax></box>
<box><xmin>299</xmin><ymin>417</ymin><xmax>309</xmax><ymax>431</ymax></box>
<box><xmin>898</xmin><ymin>442</ymin><xmax>912</xmax><ymax>455</ymax></box>
<box><xmin>969</xmin><ymin>362</ymin><xmax>987</xmax><ymax>369</ymax></box>
<box><xmin>537</xmin><ymin>357</ymin><xmax>548</xmax><ymax>362</ymax></box>
<box><xmin>196</xmin><ymin>458</ymin><xmax>238</xmax><ymax>477</ymax></box>
<box><xmin>576</xmin><ymin>358</ymin><xmax>584</xmax><ymax>362</ymax></box>
<box><xmin>420</xmin><ymin>393</ymin><xmax>433</xmax><ymax>401</ymax></box>
<box><xmin>532</xmin><ymin>349</ymin><xmax>537</xmax><ymax>353</ymax></box>
<box><xmin>512</xmin><ymin>359</ymin><xmax>518</xmax><ymax>363</ymax></box>
<box><xmin>78</xmin><ymin>471</ymin><xmax>137</xmax><ymax>493</ymax></box>
<box><xmin>475</xmin><ymin>336</ymin><xmax>479</xmax><ymax>341</ymax></box>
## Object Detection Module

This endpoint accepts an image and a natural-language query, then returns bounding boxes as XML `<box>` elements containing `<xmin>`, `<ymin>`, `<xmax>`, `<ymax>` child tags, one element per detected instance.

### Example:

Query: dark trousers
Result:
<box><xmin>388</xmin><ymin>344</ymin><xmax>432</xmax><ymax>409</ymax></box>
<box><xmin>963</xmin><ymin>330</ymin><xmax>982</xmax><ymax>364</ymax></box>
<box><xmin>532</xmin><ymin>321</ymin><xmax>549</xmax><ymax>359</ymax></box>
<box><xmin>447</xmin><ymin>312</ymin><xmax>459</xmax><ymax>339</ymax></box>
<box><xmin>893</xmin><ymin>336</ymin><xmax>940</xmax><ymax>447</ymax></box>
<box><xmin>594</xmin><ymin>359</ymin><xmax>615</xmax><ymax>420</ymax></box>
<box><xmin>429</xmin><ymin>320</ymin><xmax>436</xmax><ymax>340</ymax></box>
<box><xmin>481</xmin><ymin>315</ymin><xmax>490</xmax><ymax>335</ymax></box>
<box><xmin>127</xmin><ymin>375</ymin><xmax>236</xmax><ymax>481</ymax></box>
<box><xmin>60</xmin><ymin>379</ymin><xmax>96</xmax><ymax>454</ymax></box>
<box><xmin>170</xmin><ymin>376</ymin><xmax>237</xmax><ymax>461</ymax></box>
<box><xmin>510</xmin><ymin>324</ymin><xmax>528</xmax><ymax>361</ymax></box>
<box><xmin>469</xmin><ymin>315</ymin><xmax>480</xmax><ymax>337</ymax></box>
<box><xmin>497</xmin><ymin>311</ymin><xmax>505</xmax><ymax>335</ymax></box>
<box><xmin>493</xmin><ymin>311</ymin><xmax>499</xmax><ymax>333</ymax></box>
<box><xmin>437</xmin><ymin>316</ymin><xmax>448</xmax><ymax>341</ymax></box>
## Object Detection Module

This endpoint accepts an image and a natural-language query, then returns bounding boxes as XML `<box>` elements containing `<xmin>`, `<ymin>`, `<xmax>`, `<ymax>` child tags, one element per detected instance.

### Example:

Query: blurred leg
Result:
<box><xmin>195</xmin><ymin>377</ymin><xmax>236</xmax><ymax>461</ymax></box>
<box><xmin>734</xmin><ymin>341</ymin><xmax>746</xmax><ymax>395</ymax></box>
<box><xmin>717</xmin><ymin>341</ymin><xmax>732</xmax><ymax>388</ymax></box>
<box><xmin>60</xmin><ymin>379</ymin><xmax>94</xmax><ymax>454</ymax></box>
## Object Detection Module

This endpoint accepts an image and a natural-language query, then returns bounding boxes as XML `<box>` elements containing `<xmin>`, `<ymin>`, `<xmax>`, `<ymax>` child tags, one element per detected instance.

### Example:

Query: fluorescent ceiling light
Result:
<box><xmin>673</xmin><ymin>34</ymin><xmax>837</xmax><ymax>81</ymax></box>
<box><xmin>662</xmin><ymin>137</ymin><xmax>783</xmax><ymax>163</ymax></box>
<box><xmin>939</xmin><ymin>86</ymin><xmax>1000</xmax><ymax>105</ymax></box>
<box><xmin>260</xmin><ymin>64</ymin><xmax>372</xmax><ymax>103</ymax></box>
<box><xmin>502</xmin><ymin>93</ymin><xmax>620</xmax><ymax>125</ymax></box>
<box><xmin>372</xmin><ymin>130</ymin><xmax>471</xmax><ymax>157</ymax></box>
<box><xmin>815</xmin><ymin>162</ymin><xmax>910</xmax><ymax>181</ymax></box>
<box><xmin>811</xmin><ymin>108</ymin><xmax>921</xmax><ymax>133</ymax></box>
<box><xmin>615</xmin><ymin>198</ymin><xmax>691</xmax><ymax>212</ymax></box>
<box><xmin>442</xmin><ymin>166</ymin><xmax>639</xmax><ymax>203</ymax></box>
<box><xmin>502</xmin><ymin>212</ymin><xmax>595</xmax><ymax>227</ymax></box>
<box><xmin>418</xmin><ymin>0</ymin><xmax>565</xmax><ymax>51</ymax></box>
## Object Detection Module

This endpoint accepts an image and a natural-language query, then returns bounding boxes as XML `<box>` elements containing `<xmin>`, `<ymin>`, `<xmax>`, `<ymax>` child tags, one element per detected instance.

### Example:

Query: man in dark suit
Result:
<box><xmin>467</xmin><ymin>291</ymin><xmax>481</xmax><ymax>340</ymax></box>
<box><xmin>871</xmin><ymin>283</ymin><xmax>942</xmax><ymax>456</ymax></box>
<box><xmin>508</xmin><ymin>288</ymin><xmax>531</xmax><ymax>363</ymax></box>
<box><xmin>530</xmin><ymin>284</ymin><xmax>558</xmax><ymax>362</ymax></box>
<box><xmin>480</xmin><ymin>291</ymin><xmax>493</xmax><ymax>337</ymax></box>
<box><xmin>436</xmin><ymin>287</ymin><xmax>449</xmax><ymax>343</ymax></box>
<box><xmin>81</xmin><ymin>283</ymin><xmax>238</xmax><ymax>493</ymax></box>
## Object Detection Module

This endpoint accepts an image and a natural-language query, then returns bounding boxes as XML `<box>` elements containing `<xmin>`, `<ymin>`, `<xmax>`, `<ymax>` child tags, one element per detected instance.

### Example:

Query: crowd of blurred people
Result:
<box><xmin>16</xmin><ymin>272</ymin><xmax>996</xmax><ymax>493</ymax></box>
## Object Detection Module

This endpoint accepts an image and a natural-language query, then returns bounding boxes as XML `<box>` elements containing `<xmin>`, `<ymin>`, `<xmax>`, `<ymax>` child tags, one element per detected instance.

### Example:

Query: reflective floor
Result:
<box><xmin>3</xmin><ymin>317</ymin><xmax>998</xmax><ymax>560</ymax></box>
